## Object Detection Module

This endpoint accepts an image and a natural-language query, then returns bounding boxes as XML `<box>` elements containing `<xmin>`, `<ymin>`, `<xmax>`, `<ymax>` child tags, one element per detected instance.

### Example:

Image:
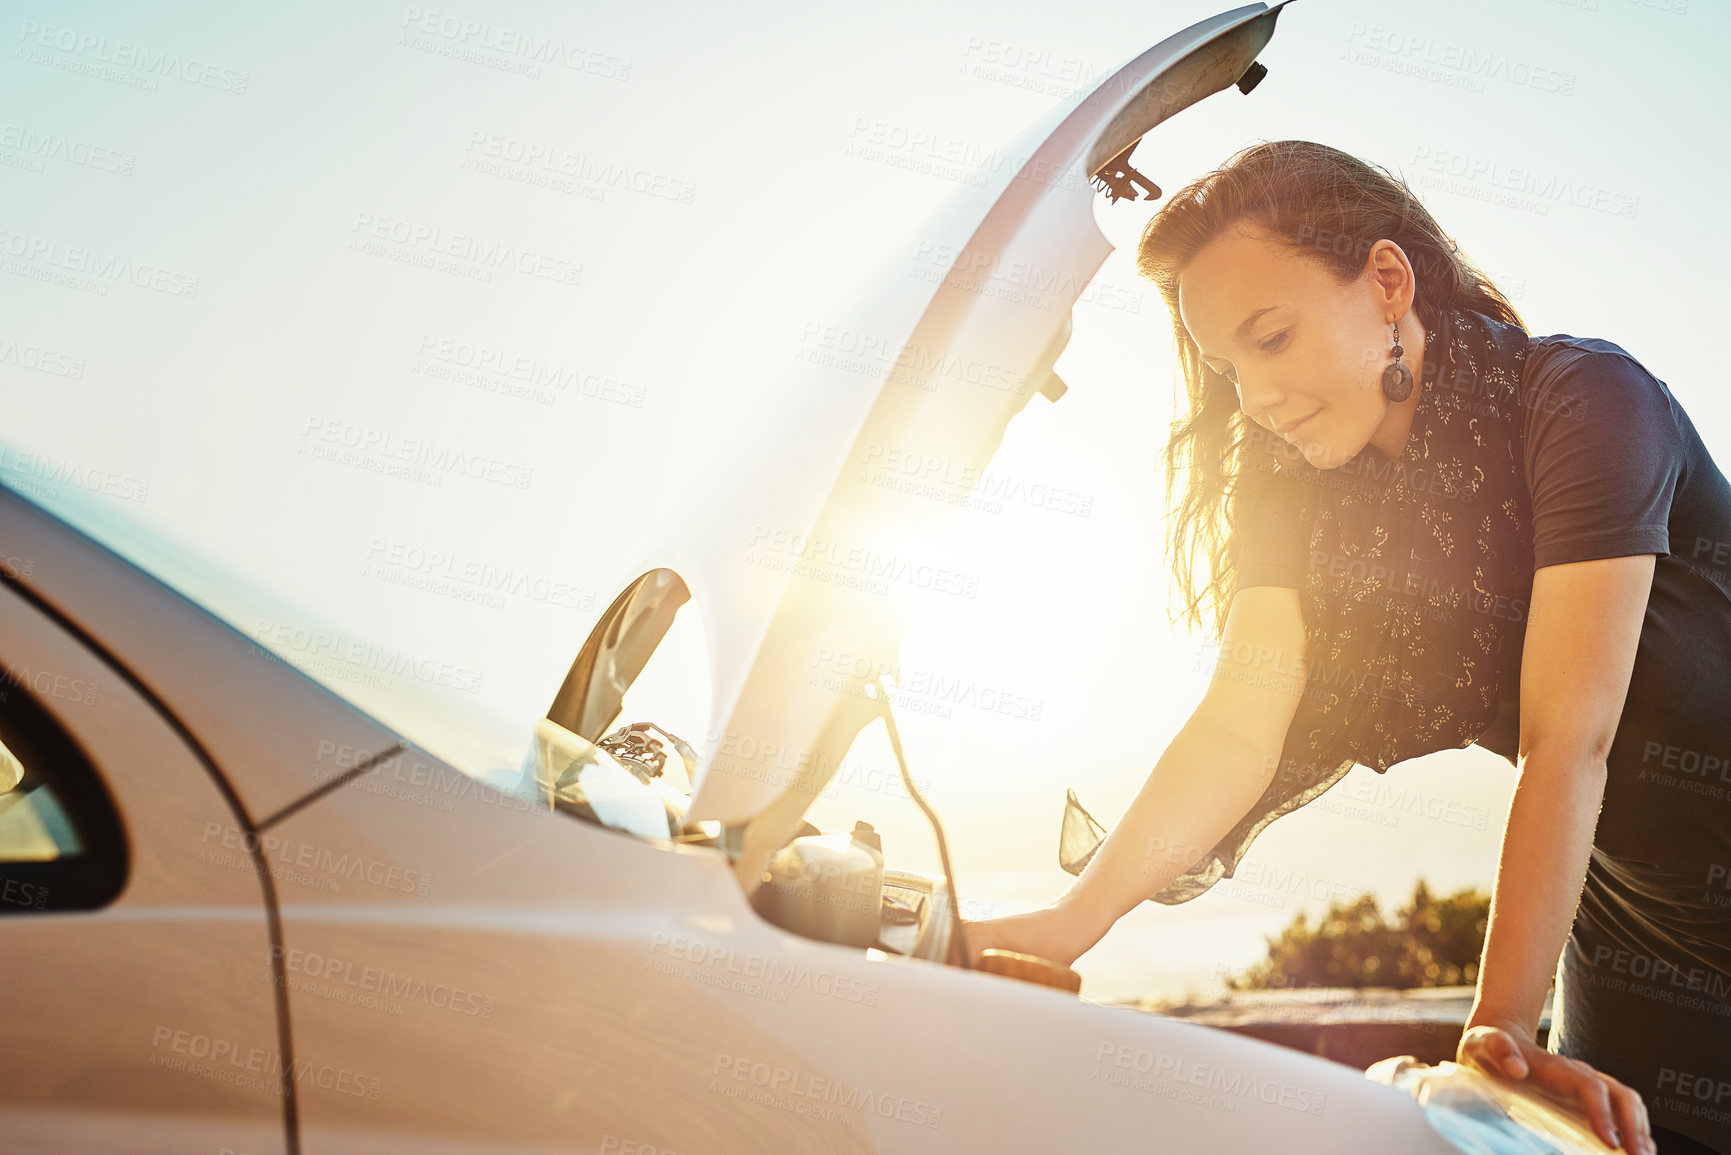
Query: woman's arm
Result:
<box><xmin>1460</xmin><ymin>553</ymin><xmax>1656</xmax><ymax>1155</ymax></box>
<box><xmin>964</xmin><ymin>584</ymin><xmax>1310</xmax><ymax>966</ymax></box>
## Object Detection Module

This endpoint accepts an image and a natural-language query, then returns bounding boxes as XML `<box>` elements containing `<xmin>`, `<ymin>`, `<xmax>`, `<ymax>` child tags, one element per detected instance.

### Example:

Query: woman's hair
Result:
<box><xmin>1135</xmin><ymin>139</ymin><xmax>1525</xmax><ymax>642</ymax></box>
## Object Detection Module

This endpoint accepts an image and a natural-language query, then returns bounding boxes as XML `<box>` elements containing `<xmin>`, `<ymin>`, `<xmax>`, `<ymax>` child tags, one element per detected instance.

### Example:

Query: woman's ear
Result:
<box><xmin>1365</xmin><ymin>239</ymin><xmax>1416</xmax><ymax>314</ymax></box>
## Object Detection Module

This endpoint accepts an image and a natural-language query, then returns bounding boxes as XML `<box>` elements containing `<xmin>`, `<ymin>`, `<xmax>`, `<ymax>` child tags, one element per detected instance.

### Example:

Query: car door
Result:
<box><xmin>0</xmin><ymin>576</ymin><xmax>290</xmax><ymax>1155</ymax></box>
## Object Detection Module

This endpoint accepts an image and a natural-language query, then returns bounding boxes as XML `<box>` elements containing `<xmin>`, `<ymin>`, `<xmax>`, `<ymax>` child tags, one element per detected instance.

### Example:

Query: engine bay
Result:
<box><xmin>520</xmin><ymin>714</ymin><xmax>956</xmax><ymax>965</ymax></box>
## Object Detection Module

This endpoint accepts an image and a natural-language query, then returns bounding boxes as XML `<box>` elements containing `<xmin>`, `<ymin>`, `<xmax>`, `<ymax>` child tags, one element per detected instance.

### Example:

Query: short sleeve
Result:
<box><xmin>1230</xmin><ymin>460</ymin><xmax>1311</xmax><ymax>593</ymax></box>
<box><xmin>1522</xmin><ymin>340</ymin><xmax>1684</xmax><ymax>569</ymax></box>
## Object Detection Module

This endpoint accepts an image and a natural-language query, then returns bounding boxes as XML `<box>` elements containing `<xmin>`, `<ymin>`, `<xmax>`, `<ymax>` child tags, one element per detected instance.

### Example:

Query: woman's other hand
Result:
<box><xmin>1457</xmin><ymin>1024</ymin><xmax>1655</xmax><ymax>1155</ymax></box>
<box><xmin>953</xmin><ymin>902</ymin><xmax>1096</xmax><ymax>969</ymax></box>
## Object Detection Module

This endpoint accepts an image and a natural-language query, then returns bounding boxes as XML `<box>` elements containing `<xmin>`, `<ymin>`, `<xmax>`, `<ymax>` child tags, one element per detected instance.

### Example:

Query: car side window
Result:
<box><xmin>0</xmin><ymin>674</ymin><xmax>126</xmax><ymax>914</ymax></box>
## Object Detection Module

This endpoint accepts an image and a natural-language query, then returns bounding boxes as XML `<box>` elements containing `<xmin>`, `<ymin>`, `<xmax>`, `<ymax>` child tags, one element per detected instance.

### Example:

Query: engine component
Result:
<box><xmin>523</xmin><ymin>718</ymin><xmax>689</xmax><ymax>840</ymax></box>
<box><xmin>977</xmin><ymin>949</ymin><xmax>1083</xmax><ymax>995</ymax></box>
<box><xmin>751</xmin><ymin>820</ymin><xmax>885</xmax><ymax>949</ymax></box>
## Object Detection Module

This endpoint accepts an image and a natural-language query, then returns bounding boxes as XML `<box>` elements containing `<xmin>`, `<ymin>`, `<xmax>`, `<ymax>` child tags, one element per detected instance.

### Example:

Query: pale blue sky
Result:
<box><xmin>4</xmin><ymin>0</ymin><xmax>1724</xmax><ymax>1000</ymax></box>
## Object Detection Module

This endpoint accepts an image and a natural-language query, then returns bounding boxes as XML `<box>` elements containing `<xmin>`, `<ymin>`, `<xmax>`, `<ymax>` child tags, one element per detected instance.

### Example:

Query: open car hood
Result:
<box><xmin>549</xmin><ymin>3</ymin><xmax>1294</xmax><ymax>885</ymax></box>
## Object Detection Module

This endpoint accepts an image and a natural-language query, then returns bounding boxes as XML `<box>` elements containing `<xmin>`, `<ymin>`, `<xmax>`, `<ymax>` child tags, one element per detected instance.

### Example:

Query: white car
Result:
<box><xmin>0</xmin><ymin>4</ymin><xmax>1620</xmax><ymax>1152</ymax></box>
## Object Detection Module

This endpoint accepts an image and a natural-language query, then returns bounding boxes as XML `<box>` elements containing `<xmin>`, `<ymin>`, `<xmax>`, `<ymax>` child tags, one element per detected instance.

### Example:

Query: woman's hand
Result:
<box><xmin>1457</xmin><ymin>1024</ymin><xmax>1655</xmax><ymax>1155</ymax></box>
<box><xmin>953</xmin><ymin>902</ymin><xmax>1097</xmax><ymax>969</ymax></box>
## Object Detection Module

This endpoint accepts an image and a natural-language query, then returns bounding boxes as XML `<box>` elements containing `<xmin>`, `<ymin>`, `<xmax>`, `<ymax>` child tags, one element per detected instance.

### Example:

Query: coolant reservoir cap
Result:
<box><xmin>978</xmin><ymin>949</ymin><xmax>1083</xmax><ymax>995</ymax></box>
<box><xmin>851</xmin><ymin>820</ymin><xmax>881</xmax><ymax>853</ymax></box>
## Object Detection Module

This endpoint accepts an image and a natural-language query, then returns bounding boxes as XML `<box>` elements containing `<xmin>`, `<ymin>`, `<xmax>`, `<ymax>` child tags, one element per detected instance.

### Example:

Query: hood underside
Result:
<box><xmin>551</xmin><ymin>3</ymin><xmax>1294</xmax><ymax>886</ymax></box>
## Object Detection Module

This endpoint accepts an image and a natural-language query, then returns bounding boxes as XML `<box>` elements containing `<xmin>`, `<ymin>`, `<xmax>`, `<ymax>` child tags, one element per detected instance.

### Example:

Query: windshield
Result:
<box><xmin>0</xmin><ymin>457</ymin><xmax>534</xmax><ymax>785</ymax></box>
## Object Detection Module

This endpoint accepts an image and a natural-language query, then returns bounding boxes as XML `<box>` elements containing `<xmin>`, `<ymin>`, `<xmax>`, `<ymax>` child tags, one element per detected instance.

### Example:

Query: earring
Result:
<box><xmin>1381</xmin><ymin>320</ymin><xmax>1413</xmax><ymax>402</ymax></box>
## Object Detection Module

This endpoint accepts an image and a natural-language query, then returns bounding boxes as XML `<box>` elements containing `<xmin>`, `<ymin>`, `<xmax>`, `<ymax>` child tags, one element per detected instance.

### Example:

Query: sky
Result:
<box><xmin>3</xmin><ymin>0</ymin><xmax>1725</xmax><ymax>1002</ymax></box>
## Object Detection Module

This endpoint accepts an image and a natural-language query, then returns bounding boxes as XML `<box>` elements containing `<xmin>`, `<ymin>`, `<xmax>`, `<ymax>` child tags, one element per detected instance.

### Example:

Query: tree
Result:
<box><xmin>1225</xmin><ymin>880</ymin><xmax>1491</xmax><ymax>990</ymax></box>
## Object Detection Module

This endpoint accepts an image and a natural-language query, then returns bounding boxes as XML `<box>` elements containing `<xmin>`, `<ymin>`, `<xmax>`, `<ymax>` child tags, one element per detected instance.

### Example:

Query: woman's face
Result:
<box><xmin>1176</xmin><ymin>220</ymin><xmax>1424</xmax><ymax>471</ymax></box>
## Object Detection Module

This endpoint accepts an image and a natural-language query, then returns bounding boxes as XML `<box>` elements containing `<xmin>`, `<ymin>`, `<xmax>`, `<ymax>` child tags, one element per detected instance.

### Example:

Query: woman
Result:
<box><xmin>964</xmin><ymin>141</ymin><xmax>1731</xmax><ymax>1155</ymax></box>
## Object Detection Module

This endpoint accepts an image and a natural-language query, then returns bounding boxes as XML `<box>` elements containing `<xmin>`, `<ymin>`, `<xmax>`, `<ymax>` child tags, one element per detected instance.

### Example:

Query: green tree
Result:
<box><xmin>1226</xmin><ymin>880</ymin><xmax>1491</xmax><ymax>991</ymax></box>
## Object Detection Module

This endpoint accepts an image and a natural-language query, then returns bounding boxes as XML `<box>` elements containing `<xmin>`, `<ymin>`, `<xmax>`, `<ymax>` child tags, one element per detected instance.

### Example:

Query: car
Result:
<box><xmin>0</xmin><ymin>4</ymin><xmax>1624</xmax><ymax>1152</ymax></box>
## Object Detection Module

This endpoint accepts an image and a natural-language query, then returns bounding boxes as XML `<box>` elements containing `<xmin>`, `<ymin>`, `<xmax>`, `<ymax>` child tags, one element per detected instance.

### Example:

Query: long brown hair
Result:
<box><xmin>1136</xmin><ymin>140</ymin><xmax>1525</xmax><ymax>643</ymax></box>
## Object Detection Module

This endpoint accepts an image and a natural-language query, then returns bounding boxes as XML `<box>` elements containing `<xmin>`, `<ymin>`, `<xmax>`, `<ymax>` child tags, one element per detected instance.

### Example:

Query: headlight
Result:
<box><xmin>1366</xmin><ymin>1057</ymin><xmax>1615</xmax><ymax>1154</ymax></box>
